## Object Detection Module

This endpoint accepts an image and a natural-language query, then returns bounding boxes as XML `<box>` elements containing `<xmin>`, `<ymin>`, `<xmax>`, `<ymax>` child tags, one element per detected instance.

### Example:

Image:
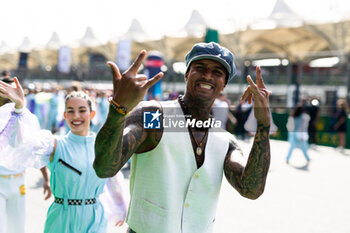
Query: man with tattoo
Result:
<box><xmin>93</xmin><ymin>42</ymin><xmax>271</xmax><ymax>233</ymax></box>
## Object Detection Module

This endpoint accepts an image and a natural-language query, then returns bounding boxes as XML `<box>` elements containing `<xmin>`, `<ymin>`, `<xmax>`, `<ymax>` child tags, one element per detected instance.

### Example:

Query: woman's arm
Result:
<box><xmin>0</xmin><ymin>78</ymin><xmax>54</xmax><ymax>170</ymax></box>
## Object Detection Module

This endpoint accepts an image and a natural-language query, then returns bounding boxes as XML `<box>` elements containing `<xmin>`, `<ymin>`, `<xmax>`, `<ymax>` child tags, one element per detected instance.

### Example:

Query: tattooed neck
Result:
<box><xmin>180</xmin><ymin>95</ymin><xmax>213</xmax><ymax>121</ymax></box>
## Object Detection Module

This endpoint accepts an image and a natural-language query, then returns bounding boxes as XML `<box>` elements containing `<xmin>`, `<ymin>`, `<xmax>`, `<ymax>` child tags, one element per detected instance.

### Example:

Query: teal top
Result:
<box><xmin>45</xmin><ymin>131</ymin><xmax>107</xmax><ymax>233</ymax></box>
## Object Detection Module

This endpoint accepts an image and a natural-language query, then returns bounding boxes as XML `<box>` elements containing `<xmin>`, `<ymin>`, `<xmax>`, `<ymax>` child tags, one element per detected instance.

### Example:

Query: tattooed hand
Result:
<box><xmin>240</xmin><ymin>66</ymin><xmax>271</xmax><ymax>127</ymax></box>
<box><xmin>225</xmin><ymin>67</ymin><xmax>271</xmax><ymax>199</ymax></box>
<box><xmin>107</xmin><ymin>50</ymin><xmax>164</xmax><ymax>113</ymax></box>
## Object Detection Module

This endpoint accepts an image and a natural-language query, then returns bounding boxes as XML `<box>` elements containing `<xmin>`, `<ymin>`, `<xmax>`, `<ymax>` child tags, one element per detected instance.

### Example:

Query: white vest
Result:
<box><xmin>127</xmin><ymin>100</ymin><xmax>230</xmax><ymax>233</ymax></box>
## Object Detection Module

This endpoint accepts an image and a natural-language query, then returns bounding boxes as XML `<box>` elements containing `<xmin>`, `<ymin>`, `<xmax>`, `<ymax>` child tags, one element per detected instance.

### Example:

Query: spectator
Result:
<box><xmin>305</xmin><ymin>97</ymin><xmax>320</xmax><ymax>148</ymax></box>
<box><xmin>0</xmin><ymin>81</ymin><xmax>127</xmax><ymax>232</ymax></box>
<box><xmin>212</xmin><ymin>93</ymin><xmax>231</xmax><ymax>130</ymax></box>
<box><xmin>233</xmin><ymin>101</ymin><xmax>252</xmax><ymax>139</ymax></box>
<box><xmin>333</xmin><ymin>99</ymin><xmax>348</xmax><ymax>153</ymax></box>
<box><xmin>286</xmin><ymin>104</ymin><xmax>311</xmax><ymax>164</ymax></box>
<box><xmin>0</xmin><ymin>75</ymin><xmax>51</xmax><ymax>233</ymax></box>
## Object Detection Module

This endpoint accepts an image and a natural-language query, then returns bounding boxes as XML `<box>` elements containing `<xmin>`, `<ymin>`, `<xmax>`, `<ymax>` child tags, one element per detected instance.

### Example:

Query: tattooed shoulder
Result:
<box><xmin>126</xmin><ymin>100</ymin><xmax>163</xmax><ymax>153</ymax></box>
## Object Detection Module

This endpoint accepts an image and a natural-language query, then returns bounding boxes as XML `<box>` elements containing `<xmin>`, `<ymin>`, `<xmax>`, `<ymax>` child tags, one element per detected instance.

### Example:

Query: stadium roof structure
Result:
<box><xmin>221</xmin><ymin>19</ymin><xmax>350</xmax><ymax>62</ymax></box>
<box><xmin>120</xmin><ymin>18</ymin><xmax>152</xmax><ymax>42</ymax></box>
<box><xmin>46</xmin><ymin>32</ymin><xmax>61</xmax><ymax>50</ymax></box>
<box><xmin>249</xmin><ymin>0</ymin><xmax>304</xmax><ymax>30</ymax></box>
<box><xmin>80</xmin><ymin>27</ymin><xmax>101</xmax><ymax>48</ymax></box>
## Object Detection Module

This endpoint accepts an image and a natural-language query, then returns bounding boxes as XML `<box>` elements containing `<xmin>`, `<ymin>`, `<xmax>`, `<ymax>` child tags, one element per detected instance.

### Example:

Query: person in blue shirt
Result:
<box><xmin>286</xmin><ymin>104</ymin><xmax>311</xmax><ymax>164</ymax></box>
<box><xmin>0</xmin><ymin>78</ymin><xmax>127</xmax><ymax>232</ymax></box>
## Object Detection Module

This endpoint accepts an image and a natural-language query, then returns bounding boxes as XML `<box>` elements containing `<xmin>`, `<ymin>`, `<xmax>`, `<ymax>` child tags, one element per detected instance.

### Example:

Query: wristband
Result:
<box><xmin>108</xmin><ymin>97</ymin><xmax>127</xmax><ymax>116</ymax></box>
<box><xmin>14</xmin><ymin>107</ymin><xmax>24</xmax><ymax>114</ymax></box>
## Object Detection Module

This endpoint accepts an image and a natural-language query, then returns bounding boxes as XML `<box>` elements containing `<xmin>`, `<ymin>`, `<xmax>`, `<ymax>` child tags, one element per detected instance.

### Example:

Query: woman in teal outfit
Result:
<box><xmin>0</xmin><ymin>78</ymin><xmax>127</xmax><ymax>232</ymax></box>
<box><xmin>44</xmin><ymin>92</ymin><xmax>108</xmax><ymax>232</ymax></box>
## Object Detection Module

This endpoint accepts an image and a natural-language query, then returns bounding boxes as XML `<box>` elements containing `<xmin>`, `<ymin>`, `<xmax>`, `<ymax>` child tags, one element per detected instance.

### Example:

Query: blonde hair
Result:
<box><xmin>65</xmin><ymin>91</ymin><xmax>93</xmax><ymax>112</ymax></box>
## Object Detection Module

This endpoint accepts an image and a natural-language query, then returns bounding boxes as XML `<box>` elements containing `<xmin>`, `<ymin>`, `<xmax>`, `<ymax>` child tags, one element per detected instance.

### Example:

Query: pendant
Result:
<box><xmin>196</xmin><ymin>147</ymin><xmax>202</xmax><ymax>156</ymax></box>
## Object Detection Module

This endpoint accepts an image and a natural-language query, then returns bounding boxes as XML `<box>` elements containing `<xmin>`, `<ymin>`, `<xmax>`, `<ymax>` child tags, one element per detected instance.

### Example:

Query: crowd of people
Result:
<box><xmin>0</xmin><ymin>75</ymin><xmax>127</xmax><ymax>233</ymax></box>
<box><xmin>1</xmin><ymin>71</ymin><xmax>347</xmax><ymax>151</ymax></box>
<box><xmin>0</xmin><ymin>42</ymin><xmax>348</xmax><ymax>233</ymax></box>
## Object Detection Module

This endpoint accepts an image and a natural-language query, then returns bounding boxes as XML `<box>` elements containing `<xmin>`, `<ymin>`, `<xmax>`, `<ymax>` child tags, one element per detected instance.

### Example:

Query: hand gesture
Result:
<box><xmin>43</xmin><ymin>181</ymin><xmax>52</xmax><ymax>200</ymax></box>
<box><xmin>240</xmin><ymin>66</ymin><xmax>271</xmax><ymax>126</ymax></box>
<box><xmin>0</xmin><ymin>77</ymin><xmax>25</xmax><ymax>109</ymax></box>
<box><xmin>107</xmin><ymin>50</ymin><xmax>164</xmax><ymax>112</ymax></box>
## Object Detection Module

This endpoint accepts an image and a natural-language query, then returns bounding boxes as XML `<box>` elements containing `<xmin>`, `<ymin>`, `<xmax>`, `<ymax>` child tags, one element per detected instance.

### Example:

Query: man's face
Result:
<box><xmin>185</xmin><ymin>59</ymin><xmax>227</xmax><ymax>102</ymax></box>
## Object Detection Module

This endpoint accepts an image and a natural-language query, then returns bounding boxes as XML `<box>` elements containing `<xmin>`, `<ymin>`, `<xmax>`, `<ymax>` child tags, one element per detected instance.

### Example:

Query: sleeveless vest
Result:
<box><xmin>127</xmin><ymin>100</ymin><xmax>230</xmax><ymax>233</ymax></box>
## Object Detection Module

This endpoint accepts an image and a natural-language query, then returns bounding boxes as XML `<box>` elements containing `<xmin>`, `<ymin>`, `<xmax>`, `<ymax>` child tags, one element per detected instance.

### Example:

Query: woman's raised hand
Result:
<box><xmin>0</xmin><ymin>77</ymin><xmax>25</xmax><ymax>109</ymax></box>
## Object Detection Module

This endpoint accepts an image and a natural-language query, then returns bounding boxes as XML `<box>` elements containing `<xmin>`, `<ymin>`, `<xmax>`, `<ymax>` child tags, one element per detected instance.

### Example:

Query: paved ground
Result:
<box><xmin>24</xmin><ymin>139</ymin><xmax>350</xmax><ymax>233</ymax></box>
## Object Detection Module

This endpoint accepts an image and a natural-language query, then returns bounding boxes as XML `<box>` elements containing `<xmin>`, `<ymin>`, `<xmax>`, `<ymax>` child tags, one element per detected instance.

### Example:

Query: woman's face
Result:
<box><xmin>64</xmin><ymin>97</ymin><xmax>95</xmax><ymax>136</ymax></box>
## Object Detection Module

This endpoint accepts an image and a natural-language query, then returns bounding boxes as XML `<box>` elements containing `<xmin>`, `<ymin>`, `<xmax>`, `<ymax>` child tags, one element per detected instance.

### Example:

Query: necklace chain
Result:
<box><xmin>178</xmin><ymin>95</ymin><xmax>208</xmax><ymax>156</ymax></box>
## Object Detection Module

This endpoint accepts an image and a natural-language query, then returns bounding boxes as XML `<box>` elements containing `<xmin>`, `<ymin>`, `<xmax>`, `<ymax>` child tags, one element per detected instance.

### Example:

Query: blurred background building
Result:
<box><xmin>1</xmin><ymin>0</ymin><xmax>349</xmax><ymax>147</ymax></box>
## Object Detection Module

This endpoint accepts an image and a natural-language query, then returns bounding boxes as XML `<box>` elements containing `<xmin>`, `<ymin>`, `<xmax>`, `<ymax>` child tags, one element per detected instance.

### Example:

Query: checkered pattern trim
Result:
<box><xmin>54</xmin><ymin>197</ymin><xmax>96</xmax><ymax>205</ymax></box>
<box><xmin>85</xmin><ymin>199</ymin><xmax>96</xmax><ymax>205</ymax></box>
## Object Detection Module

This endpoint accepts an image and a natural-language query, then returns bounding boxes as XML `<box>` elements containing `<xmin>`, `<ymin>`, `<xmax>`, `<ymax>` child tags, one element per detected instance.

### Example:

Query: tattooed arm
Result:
<box><xmin>93</xmin><ymin>105</ymin><xmax>134</xmax><ymax>178</ymax></box>
<box><xmin>94</xmin><ymin>50</ymin><xmax>163</xmax><ymax>178</ymax></box>
<box><xmin>224</xmin><ymin>124</ymin><xmax>270</xmax><ymax>199</ymax></box>
<box><xmin>94</xmin><ymin>102</ymin><xmax>162</xmax><ymax>178</ymax></box>
<box><xmin>230</xmin><ymin>65</ymin><xmax>271</xmax><ymax>199</ymax></box>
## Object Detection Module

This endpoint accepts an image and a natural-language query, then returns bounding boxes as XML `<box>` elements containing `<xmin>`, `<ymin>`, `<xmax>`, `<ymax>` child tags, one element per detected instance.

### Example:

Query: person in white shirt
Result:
<box><xmin>93</xmin><ymin>42</ymin><xmax>272</xmax><ymax>233</ymax></box>
<box><xmin>0</xmin><ymin>74</ymin><xmax>51</xmax><ymax>233</ymax></box>
<box><xmin>212</xmin><ymin>93</ymin><xmax>230</xmax><ymax>130</ymax></box>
